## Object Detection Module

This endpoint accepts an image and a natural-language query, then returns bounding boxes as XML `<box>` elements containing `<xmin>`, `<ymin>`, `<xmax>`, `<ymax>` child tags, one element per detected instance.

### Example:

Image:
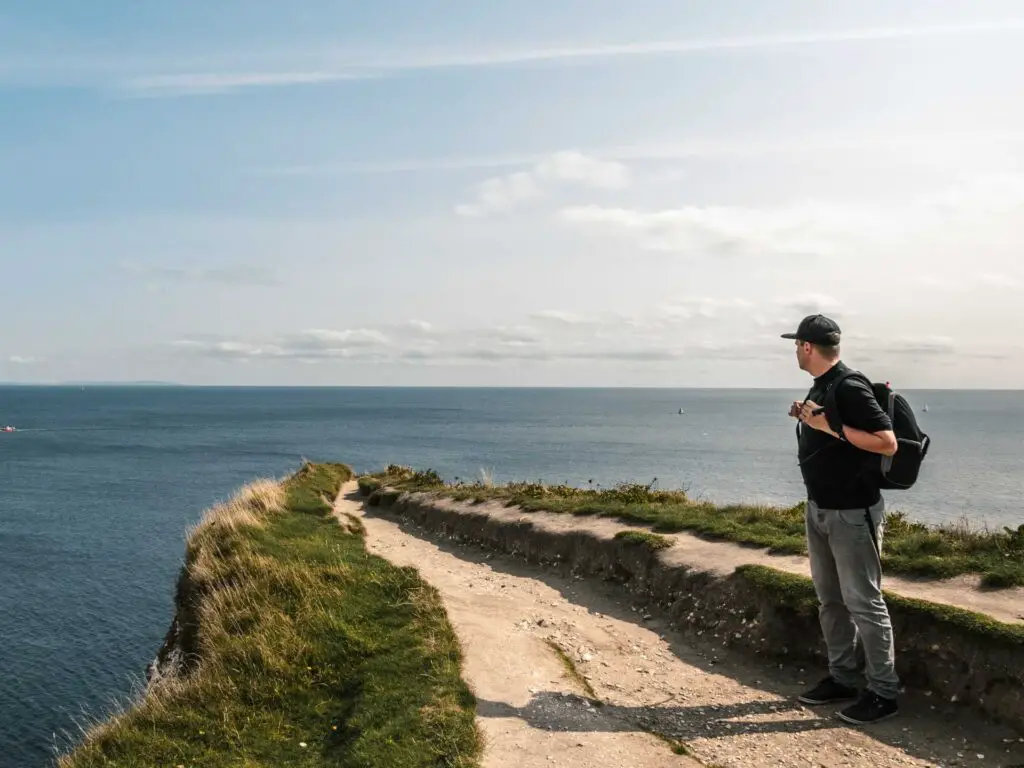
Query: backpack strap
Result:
<box><xmin>796</xmin><ymin>369</ymin><xmax>870</xmax><ymax>466</ymax></box>
<box><xmin>822</xmin><ymin>369</ymin><xmax>872</xmax><ymax>435</ymax></box>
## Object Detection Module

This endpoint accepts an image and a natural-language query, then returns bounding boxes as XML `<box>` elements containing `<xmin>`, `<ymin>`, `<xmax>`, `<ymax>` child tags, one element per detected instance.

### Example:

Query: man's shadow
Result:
<box><xmin>476</xmin><ymin>690</ymin><xmax>834</xmax><ymax>740</ymax></box>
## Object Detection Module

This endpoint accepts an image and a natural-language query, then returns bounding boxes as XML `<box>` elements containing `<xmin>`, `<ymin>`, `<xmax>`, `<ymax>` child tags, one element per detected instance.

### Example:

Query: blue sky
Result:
<box><xmin>3</xmin><ymin>1</ymin><xmax>1024</xmax><ymax>387</ymax></box>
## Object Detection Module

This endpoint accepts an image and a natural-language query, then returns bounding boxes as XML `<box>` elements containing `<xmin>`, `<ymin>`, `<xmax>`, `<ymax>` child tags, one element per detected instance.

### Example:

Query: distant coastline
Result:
<box><xmin>0</xmin><ymin>381</ymin><xmax>184</xmax><ymax>387</ymax></box>
<box><xmin>1</xmin><ymin>382</ymin><xmax>1022</xmax><ymax>391</ymax></box>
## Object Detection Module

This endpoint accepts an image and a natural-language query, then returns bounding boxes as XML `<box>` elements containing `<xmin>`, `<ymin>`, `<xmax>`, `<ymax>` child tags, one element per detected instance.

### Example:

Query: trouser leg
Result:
<box><xmin>829</xmin><ymin>500</ymin><xmax>900</xmax><ymax>699</ymax></box>
<box><xmin>806</xmin><ymin>500</ymin><xmax>859</xmax><ymax>688</ymax></box>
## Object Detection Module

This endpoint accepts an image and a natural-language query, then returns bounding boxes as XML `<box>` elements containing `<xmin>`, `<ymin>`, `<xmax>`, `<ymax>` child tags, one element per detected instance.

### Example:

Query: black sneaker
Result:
<box><xmin>797</xmin><ymin>677</ymin><xmax>859</xmax><ymax>705</ymax></box>
<box><xmin>838</xmin><ymin>691</ymin><xmax>899</xmax><ymax>725</ymax></box>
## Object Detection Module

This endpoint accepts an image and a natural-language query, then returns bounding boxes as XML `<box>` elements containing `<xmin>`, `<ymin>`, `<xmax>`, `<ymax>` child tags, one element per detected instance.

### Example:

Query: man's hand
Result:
<box><xmin>798</xmin><ymin>400</ymin><xmax>834</xmax><ymax>434</ymax></box>
<box><xmin>793</xmin><ymin>397</ymin><xmax>897</xmax><ymax>454</ymax></box>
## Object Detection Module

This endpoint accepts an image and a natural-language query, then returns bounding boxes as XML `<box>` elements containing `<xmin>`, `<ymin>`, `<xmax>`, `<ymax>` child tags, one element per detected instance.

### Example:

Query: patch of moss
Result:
<box><xmin>885</xmin><ymin>591</ymin><xmax>1024</xmax><ymax>645</ymax></box>
<box><xmin>734</xmin><ymin>564</ymin><xmax>819</xmax><ymax>613</ymax></box>
<box><xmin>736</xmin><ymin>564</ymin><xmax>1024</xmax><ymax>645</ymax></box>
<box><xmin>357</xmin><ymin>476</ymin><xmax>382</xmax><ymax>496</ymax></box>
<box><xmin>614</xmin><ymin>530</ymin><xmax>673</xmax><ymax>551</ymax></box>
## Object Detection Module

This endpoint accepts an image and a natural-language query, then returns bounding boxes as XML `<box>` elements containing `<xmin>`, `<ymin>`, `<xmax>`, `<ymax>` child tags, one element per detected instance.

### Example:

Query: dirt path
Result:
<box><xmin>335</xmin><ymin>484</ymin><xmax>1024</xmax><ymax>768</ymax></box>
<box><xmin>416</xmin><ymin>494</ymin><xmax>1024</xmax><ymax>625</ymax></box>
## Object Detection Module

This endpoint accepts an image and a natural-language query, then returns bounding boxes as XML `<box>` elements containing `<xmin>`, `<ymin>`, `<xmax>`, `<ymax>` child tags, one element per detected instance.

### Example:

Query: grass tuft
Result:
<box><xmin>357</xmin><ymin>476</ymin><xmax>382</xmax><ymax>497</ymax></box>
<box><xmin>735</xmin><ymin>564</ymin><xmax>1024</xmax><ymax>644</ymax></box>
<box><xmin>614</xmin><ymin>530</ymin><xmax>673</xmax><ymax>551</ymax></box>
<box><xmin>544</xmin><ymin>640</ymin><xmax>600</xmax><ymax>703</ymax></box>
<box><xmin>61</xmin><ymin>461</ymin><xmax>482</xmax><ymax>768</ymax></box>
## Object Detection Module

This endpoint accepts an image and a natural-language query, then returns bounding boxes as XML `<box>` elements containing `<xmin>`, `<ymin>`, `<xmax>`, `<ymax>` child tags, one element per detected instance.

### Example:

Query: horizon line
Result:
<box><xmin>1</xmin><ymin>382</ymin><xmax>1019</xmax><ymax>392</ymax></box>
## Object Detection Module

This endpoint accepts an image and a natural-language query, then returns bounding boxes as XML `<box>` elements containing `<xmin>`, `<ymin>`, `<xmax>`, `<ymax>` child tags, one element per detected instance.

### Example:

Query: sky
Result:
<box><xmin>2</xmin><ymin>1</ymin><xmax>1024</xmax><ymax>388</ymax></box>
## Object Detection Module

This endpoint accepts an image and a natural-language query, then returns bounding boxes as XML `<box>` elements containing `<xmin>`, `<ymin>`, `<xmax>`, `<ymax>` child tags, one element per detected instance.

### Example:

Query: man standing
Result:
<box><xmin>782</xmin><ymin>314</ymin><xmax>900</xmax><ymax>725</ymax></box>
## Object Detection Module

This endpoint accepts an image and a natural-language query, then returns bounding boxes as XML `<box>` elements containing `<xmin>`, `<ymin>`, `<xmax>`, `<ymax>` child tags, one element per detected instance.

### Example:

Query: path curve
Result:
<box><xmin>335</xmin><ymin>483</ymin><xmax>1024</xmax><ymax>768</ymax></box>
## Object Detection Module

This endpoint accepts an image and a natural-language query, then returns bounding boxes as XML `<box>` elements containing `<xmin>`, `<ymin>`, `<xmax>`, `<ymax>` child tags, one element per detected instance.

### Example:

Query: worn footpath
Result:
<box><xmin>334</xmin><ymin>483</ymin><xmax>1024</xmax><ymax>768</ymax></box>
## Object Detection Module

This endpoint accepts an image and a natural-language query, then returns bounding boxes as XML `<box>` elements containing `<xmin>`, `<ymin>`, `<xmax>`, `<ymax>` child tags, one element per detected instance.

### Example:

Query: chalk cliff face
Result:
<box><xmin>146</xmin><ymin>568</ymin><xmax>201</xmax><ymax>687</ymax></box>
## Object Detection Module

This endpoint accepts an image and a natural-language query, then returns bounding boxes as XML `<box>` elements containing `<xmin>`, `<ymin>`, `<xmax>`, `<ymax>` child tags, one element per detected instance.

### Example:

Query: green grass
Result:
<box><xmin>356</xmin><ymin>476</ymin><xmax>382</xmax><ymax>497</ymax></box>
<box><xmin>736</xmin><ymin>564</ymin><xmax>1024</xmax><ymax>645</ymax></box>
<box><xmin>366</xmin><ymin>465</ymin><xmax>1024</xmax><ymax>589</ymax></box>
<box><xmin>613</xmin><ymin>530</ymin><xmax>674</xmax><ymax>551</ymax></box>
<box><xmin>542</xmin><ymin>640</ymin><xmax>696</xmax><ymax>756</ymax></box>
<box><xmin>62</xmin><ymin>462</ymin><xmax>482</xmax><ymax>768</ymax></box>
<box><xmin>544</xmin><ymin>640</ymin><xmax>600</xmax><ymax>702</ymax></box>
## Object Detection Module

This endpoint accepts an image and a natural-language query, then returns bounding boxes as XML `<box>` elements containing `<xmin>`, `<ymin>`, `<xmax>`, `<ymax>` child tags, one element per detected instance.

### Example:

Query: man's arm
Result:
<box><xmin>839</xmin><ymin>424</ymin><xmax>897</xmax><ymax>456</ymax></box>
<box><xmin>798</xmin><ymin>380</ymin><xmax>898</xmax><ymax>456</ymax></box>
<box><xmin>797</xmin><ymin>405</ymin><xmax>896</xmax><ymax>455</ymax></box>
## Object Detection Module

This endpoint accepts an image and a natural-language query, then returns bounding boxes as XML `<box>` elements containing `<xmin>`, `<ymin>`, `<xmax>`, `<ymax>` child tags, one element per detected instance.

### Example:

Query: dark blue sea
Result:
<box><xmin>1</xmin><ymin>386</ymin><xmax>1021</xmax><ymax>766</ymax></box>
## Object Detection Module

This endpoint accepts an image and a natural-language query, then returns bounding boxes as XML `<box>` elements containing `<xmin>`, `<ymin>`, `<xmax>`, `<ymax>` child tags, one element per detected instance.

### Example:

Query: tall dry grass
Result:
<box><xmin>186</xmin><ymin>478</ymin><xmax>285</xmax><ymax>541</ymax></box>
<box><xmin>60</xmin><ymin>463</ymin><xmax>481</xmax><ymax>768</ymax></box>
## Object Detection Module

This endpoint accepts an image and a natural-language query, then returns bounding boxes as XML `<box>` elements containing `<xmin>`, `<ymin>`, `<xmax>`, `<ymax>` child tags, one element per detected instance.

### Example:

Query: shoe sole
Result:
<box><xmin>836</xmin><ymin>709</ymin><xmax>899</xmax><ymax>725</ymax></box>
<box><xmin>798</xmin><ymin>693</ymin><xmax>858</xmax><ymax>705</ymax></box>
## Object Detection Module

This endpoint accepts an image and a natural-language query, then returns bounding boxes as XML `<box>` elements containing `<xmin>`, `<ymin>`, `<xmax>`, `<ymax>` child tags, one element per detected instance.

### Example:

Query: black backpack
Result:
<box><xmin>822</xmin><ymin>371</ymin><xmax>931</xmax><ymax>490</ymax></box>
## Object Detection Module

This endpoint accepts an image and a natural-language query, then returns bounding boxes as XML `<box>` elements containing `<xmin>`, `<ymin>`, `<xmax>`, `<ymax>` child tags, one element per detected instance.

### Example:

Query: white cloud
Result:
<box><xmin>530</xmin><ymin>310</ymin><xmax>591</xmax><ymax>325</ymax></box>
<box><xmin>456</xmin><ymin>151</ymin><xmax>628</xmax><ymax>216</ymax></box>
<box><xmin>557</xmin><ymin>172</ymin><xmax>1024</xmax><ymax>263</ymax></box>
<box><xmin>747</xmin><ymin>294</ymin><xmax>849</xmax><ymax>334</ymax></box>
<box><xmin>884</xmin><ymin>336</ymin><xmax>958</xmax><ymax>356</ymax></box>
<box><xmin>658</xmin><ymin>297</ymin><xmax>755</xmax><ymax>320</ymax></box>
<box><xmin>455</xmin><ymin>172</ymin><xmax>543</xmax><ymax>217</ymax></box>
<box><xmin>171</xmin><ymin>340</ymin><xmax>264</xmax><ymax>359</ymax></box>
<box><xmin>559</xmin><ymin>202</ymin><xmax>872</xmax><ymax>257</ymax></box>
<box><xmin>405</xmin><ymin>319</ymin><xmax>436</xmax><ymax>333</ymax></box>
<box><xmin>120</xmin><ymin>71</ymin><xmax>365</xmax><ymax>97</ymax></box>
<box><xmin>781</xmin><ymin>293</ymin><xmax>844</xmax><ymax>317</ymax></box>
<box><xmin>8</xmin><ymin>355</ymin><xmax>41</xmax><ymax>364</ymax></box>
<box><xmin>258</xmin><ymin>131</ymin><xmax>1024</xmax><ymax>179</ymax></box>
<box><xmin>295</xmin><ymin>328</ymin><xmax>390</xmax><ymax>347</ymax></box>
<box><xmin>109</xmin><ymin>20</ymin><xmax>1024</xmax><ymax>97</ymax></box>
<box><xmin>169</xmin><ymin>303</ymin><xmax>799</xmax><ymax>368</ymax></box>
<box><xmin>172</xmin><ymin>329</ymin><xmax>390</xmax><ymax>361</ymax></box>
<box><xmin>487</xmin><ymin>325</ymin><xmax>544</xmax><ymax>345</ymax></box>
<box><xmin>532</xmin><ymin>151</ymin><xmax>629</xmax><ymax>189</ymax></box>
<box><xmin>169</xmin><ymin>306</ymin><xmax>1015</xmax><ymax>372</ymax></box>
<box><xmin>529</xmin><ymin>301</ymin><xmax>757</xmax><ymax>334</ymax></box>
<box><xmin>174</xmin><ymin>333</ymin><xmax>683</xmax><ymax>364</ymax></box>
<box><xmin>532</xmin><ymin>299</ymin><xmax>764</xmax><ymax>334</ymax></box>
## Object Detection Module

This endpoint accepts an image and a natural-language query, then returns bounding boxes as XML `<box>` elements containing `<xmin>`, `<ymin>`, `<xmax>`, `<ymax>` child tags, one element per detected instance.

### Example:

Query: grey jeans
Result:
<box><xmin>806</xmin><ymin>498</ymin><xmax>899</xmax><ymax>699</ymax></box>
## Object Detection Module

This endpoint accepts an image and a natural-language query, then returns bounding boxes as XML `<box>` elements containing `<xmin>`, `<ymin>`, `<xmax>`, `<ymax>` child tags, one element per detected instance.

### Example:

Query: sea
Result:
<box><xmin>1</xmin><ymin>386</ymin><xmax>1021</xmax><ymax>767</ymax></box>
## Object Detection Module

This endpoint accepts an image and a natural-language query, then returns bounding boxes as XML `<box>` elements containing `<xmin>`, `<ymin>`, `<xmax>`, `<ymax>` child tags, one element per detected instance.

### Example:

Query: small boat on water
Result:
<box><xmin>2</xmin><ymin>425</ymin><xmax>16</xmax><ymax>433</ymax></box>
<box><xmin>922</xmin><ymin>404</ymin><xmax>930</xmax><ymax>413</ymax></box>
<box><xmin>678</xmin><ymin>408</ymin><xmax>685</xmax><ymax>415</ymax></box>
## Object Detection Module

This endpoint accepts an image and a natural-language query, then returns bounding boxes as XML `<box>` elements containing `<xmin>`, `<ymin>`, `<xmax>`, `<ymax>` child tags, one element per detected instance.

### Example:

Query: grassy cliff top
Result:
<box><xmin>361</xmin><ymin>466</ymin><xmax>1024</xmax><ymax>589</ymax></box>
<box><xmin>62</xmin><ymin>463</ymin><xmax>481</xmax><ymax>768</ymax></box>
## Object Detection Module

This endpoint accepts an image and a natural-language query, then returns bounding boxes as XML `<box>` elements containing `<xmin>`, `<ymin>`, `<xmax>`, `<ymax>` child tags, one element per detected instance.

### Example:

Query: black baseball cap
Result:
<box><xmin>781</xmin><ymin>314</ymin><xmax>841</xmax><ymax>345</ymax></box>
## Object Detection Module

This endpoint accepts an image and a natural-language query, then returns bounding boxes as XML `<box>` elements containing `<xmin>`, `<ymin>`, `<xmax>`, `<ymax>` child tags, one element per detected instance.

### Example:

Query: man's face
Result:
<box><xmin>795</xmin><ymin>340</ymin><xmax>811</xmax><ymax>371</ymax></box>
